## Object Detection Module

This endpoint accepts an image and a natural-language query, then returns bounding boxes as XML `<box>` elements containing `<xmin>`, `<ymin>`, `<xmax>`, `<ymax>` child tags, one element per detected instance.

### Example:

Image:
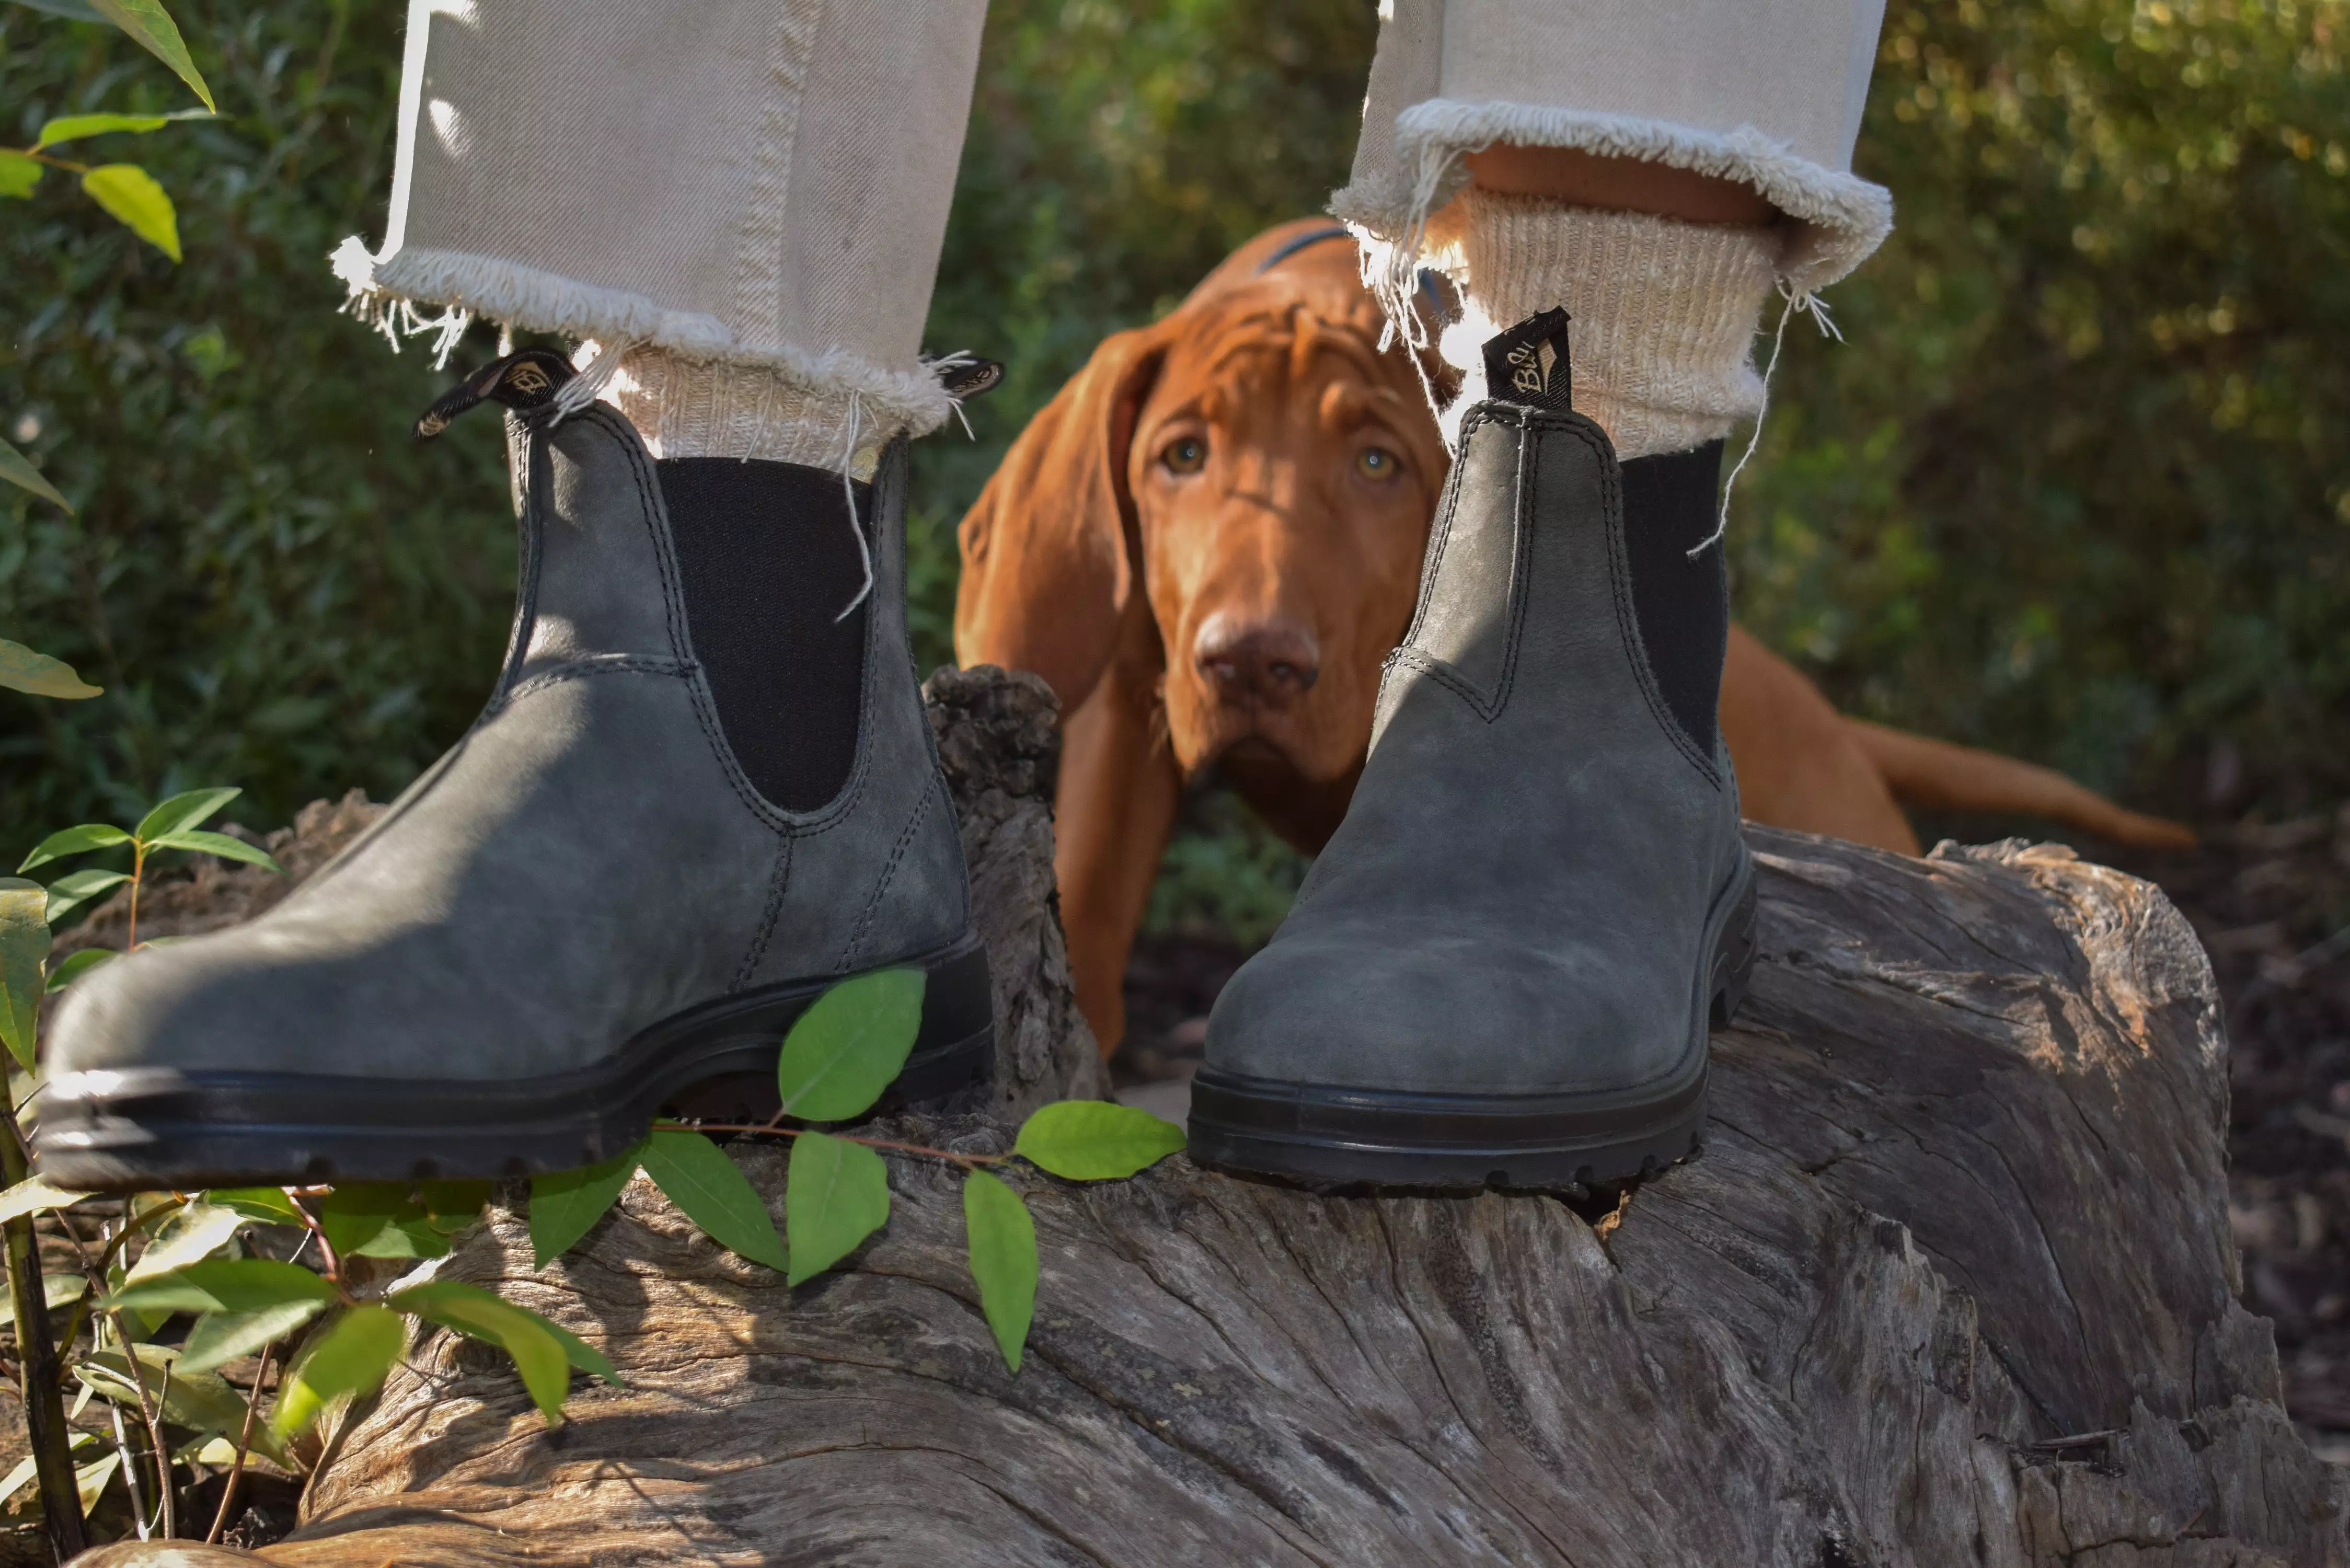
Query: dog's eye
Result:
<box><xmin>1356</xmin><ymin>446</ymin><xmax>1401</xmax><ymax>480</ymax></box>
<box><xmin>1162</xmin><ymin>436</ymin><xmax>1208</xmax><ymax>475</ymax></box>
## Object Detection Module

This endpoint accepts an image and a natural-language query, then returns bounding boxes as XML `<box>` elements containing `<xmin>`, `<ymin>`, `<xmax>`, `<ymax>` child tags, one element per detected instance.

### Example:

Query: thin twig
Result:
<box><xmin>205</xmin><ymin>1339</ymin><xmax>274</xmax><ymax>1545</ymax></box>
<box><xmin>651</xmin><ymin>1120</ymin><xmax>1006</xmax><ymax>1168</ymax></box>
<box><xmin>109</xmin><ymin>1399</ymin><xmax>149</xmax><ymax>1541</ymax></box>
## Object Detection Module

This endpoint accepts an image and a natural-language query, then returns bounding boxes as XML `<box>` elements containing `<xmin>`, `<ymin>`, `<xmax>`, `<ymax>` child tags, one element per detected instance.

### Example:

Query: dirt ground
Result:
<box><xmin>1117</xmin><ymin>804</ymin><xmax>2350</xmax><ymax>1457</ymax></box>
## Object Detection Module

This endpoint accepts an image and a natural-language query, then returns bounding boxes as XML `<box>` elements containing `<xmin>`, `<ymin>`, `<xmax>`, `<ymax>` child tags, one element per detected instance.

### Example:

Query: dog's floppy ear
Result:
<box><xmin>955</xmin><ymin>322</ymin><xmax>1170</xmax><ymax>713</ymax></box>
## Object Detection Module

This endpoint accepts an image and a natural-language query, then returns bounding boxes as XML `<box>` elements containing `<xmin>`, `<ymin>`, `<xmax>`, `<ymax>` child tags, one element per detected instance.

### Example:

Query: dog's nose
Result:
<box><xmin>1194</xmin><ymin>611</ymin><xmax>1320</xmax><ymax>702</ymax></box>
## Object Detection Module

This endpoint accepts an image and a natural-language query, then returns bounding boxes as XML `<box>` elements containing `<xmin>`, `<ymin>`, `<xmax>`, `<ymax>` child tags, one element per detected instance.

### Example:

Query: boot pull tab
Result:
<box><xmin>413</xmin><ymin>348</ymin><xmax>579</xmax><ymax>441</ymax></box>
<box><xmin>1482</xmin><ymin>307</ymin><xmax>1573</xmax><ymax>414</ymax></box>
<box><xmin>937</xmin><ymin>355</ymin><xmax>1005</xmax><ymax>401</ymax></box>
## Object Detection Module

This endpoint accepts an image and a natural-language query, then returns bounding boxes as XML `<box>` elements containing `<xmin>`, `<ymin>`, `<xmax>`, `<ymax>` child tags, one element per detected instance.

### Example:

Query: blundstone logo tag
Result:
<box><xmin>412</xmin><ymin>348</ymin><xmax>577</xmax><ymax>442</ymax></box>
<box><xmin>1481</xmin><ymin>307</ymin><xmax>1574</xmax><ymax>414</ymax></box>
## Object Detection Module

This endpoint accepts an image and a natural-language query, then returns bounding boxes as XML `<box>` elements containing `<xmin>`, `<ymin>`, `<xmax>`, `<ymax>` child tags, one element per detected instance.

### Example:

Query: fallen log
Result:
<box><xmin>66</xmin><ymin>667</ymin><xmax>2340</xmax><ymax>1567</ymax></box>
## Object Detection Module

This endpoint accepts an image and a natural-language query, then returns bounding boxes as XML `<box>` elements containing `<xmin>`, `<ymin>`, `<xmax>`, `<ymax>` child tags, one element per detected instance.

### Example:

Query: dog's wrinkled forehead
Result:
<box><xmin>1154</xmin><ymin>283</ymin><xmax>1405</xmax><ymax>426</ymax></box>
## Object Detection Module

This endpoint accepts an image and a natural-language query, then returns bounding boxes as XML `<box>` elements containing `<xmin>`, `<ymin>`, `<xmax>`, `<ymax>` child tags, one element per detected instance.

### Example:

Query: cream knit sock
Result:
<box><xmin>1439</xmin><ymin>191</ymin><xmax>1782</xmax><ymax>459</ymax></box>
<box><xmin>598</xmin><ymin>345</ymin><xmax>891</xmax><ymax>479</ymax></box>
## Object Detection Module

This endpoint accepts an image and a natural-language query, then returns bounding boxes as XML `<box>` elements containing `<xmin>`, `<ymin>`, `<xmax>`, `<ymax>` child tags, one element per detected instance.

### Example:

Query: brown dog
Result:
<box><xmin>957</xmin><ymin>219</ymin><xmax>2193</xmax><ymax>1053</ymax></box>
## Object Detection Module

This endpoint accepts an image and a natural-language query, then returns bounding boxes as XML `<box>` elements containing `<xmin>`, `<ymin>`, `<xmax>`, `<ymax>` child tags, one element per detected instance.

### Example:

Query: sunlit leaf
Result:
<box><xmin>86</xmin><ymin>0</ymin><xmax>215</xmax><ymax>110</ymax></box>
<box><xmin>126</xmin><ymin>1201</ymin><xmax>242</xmax><ymax>1280</ymax></box>
<box><xmin>17</xmin><ymin>823</ymin><xmax>131</xmax><ymax>873</ymax></box>
<box><xmin>0</xmin><ymin>439</ymin><xmax>72</xmax><ymax>513</ymax></box>
<box><xmin>963</xmin><ymin>1169</ymin><xmax>1038</xmax><ymax>1373</ymax></box>
<box><xmin>389</xmin><ymin>1279</ymin><xmax>573</xmax><ymax>1423</ymax></box>
<box><xmin>134</xmin><ymin>786</ymin><xmax>239</xmax><ymax>845</ymax></box>
<box><xmin>148</xmin><ymin>827</ymin><xmax>282</xmax><ymax>873</ymax></box>
<box><xmin>109</xmin><ymin>1256</ymin><xmax>334</xmax><ymax>1315</ymax></box>
<box><xmin>272</xmin><ymin>1305</ymin><xmax>404</xmax><ymax>1439</ymax></box>
<box><xmin>1012</xmin><ymin>1101</ymin><xmax>1188</xmax><ymax>1180</ymax></box>
<box><xmin>43</xmin><ymin>867</ymin><xmax>129</xmax><ymax>923</ymax></box>
<box><xmin>774</xmin><ymin>967</ymin><xmax>925</xmax><ymax>1122</ymax></box>
<box><xmin>0</xmin><ymin>1272</ymin><xmax>87</xmax><ymax>1321</ymax></box>
<box><xmin>0</xmin><ymin>1174</ymin><xmax>89</xmax><ymax>1225</ymax></box>
<box><xmin>528</xmin><ymin>1143</ymin><xmax>642</xmax><ymax>1267</ymax></box>
<box><xmin>640</xmin><ymin>1128</ymin><xmax>786</xmax><ymax>1272</ymax></box>
<box><xmin>205</xmin><ymin>1186</ymin><xmax>307</xmax><ymax>1227</ymax></box>
<box><xmin>316</xmin><ymin>1182</ymin><xmax>421</xmax><ymax>1256</ymax></box>
<box><xmin>0</xmin><ymin>879</ymin><xmax>48</xmax><ymax>1073</ymax></box>
<box><xmin>177</xmin><ymin>1298</ymin><xmax>325</xmax><ymax>1374</ymax></box>
<box><xmin>81</xmin><ymin>163</ymin><xmax>180</xmax><ymax>261</ymax></box>
<box><xmin>44</xmin><ymin>946</ymin><xmax>116</xmax><ymax>993</ymax></box>
<box><xmin>0</xmin><ymin>151</ymin><xmax>38</xmax><ymax>200</ymax></box>
<box><xmin>33</xmin><ymin>107</ymin><xmax>209</xmax><ymax>149</ymax></box>
<box><xmin>784</xmin><ymin>1131</ymin><xmax>889</xmax><ymax>1286</ymax></box>
<box><xmin>73</xmin><ymin>1450</ymin><xmax>118</xmax><ymax>1516</ymax></box>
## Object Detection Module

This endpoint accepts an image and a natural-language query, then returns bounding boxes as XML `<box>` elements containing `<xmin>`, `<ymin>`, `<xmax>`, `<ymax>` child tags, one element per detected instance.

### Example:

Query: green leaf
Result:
<box><xmin>785</xmin><ymin>1132</ymin><xmax>891</xmax><ymax>1286</ymax></box>
<box><xmin>126</xmin><ymin>1201</ymin><xmax>242</xmax><ymax>1280</ymax></box>
<box><xmin>34</xmin><ymin>108</ymin><xmax>210</xmax><ymax>149</ymax></box>
<box><xmin>1012</xmin><ymin>1101</ymin><xmax>1188</xmax><ymax>1181</ymax></box>
<box><xmin>206</xmin><ymin>1186</ymin><xmax>307</xmax><ymax>1226</ymax></box>
<box><xmin>74</xmin><ymin>1450</ymin><xmax>118</xmax><ymax>1516</ymax></box>
<box><xmin>639</xmin><ymin>1128</ymin><xmax>786</xmax><ymax>1272</ymax></box>
<box><xmin>85</xmin><ymin>0</ymin><xmax>215</xmax><ymax>110</ymax></box>
<box><xmin>0</xmin><ymin>439</ymin><xmax>72</xmax><ymax>513</ymax></box>
<box><xmin>80</xmin><ymin>163</ymin><xmax>180</xmax><ymax>261</ymax></box>
<box><xmin>963</xmin><ymin>1169</ymin><xmax>1039</xmax><ymax>1373</ymax></box>
<box><xmin>9</xmin><ymin>0</ymin><xmax>106</xmax><ymax>20</ymax></box>
<box><xmin>316</xmin><ymin>1183</ymin><xmax>417</xmax><ymax>1256</ymax></box>
<box><xmin>532</xmin><ymin>1314</ymin><xmax>624</xmax><ymax>1388</ymax></box>
<box><xmin>774</xmin><ymin>968</ymin><xmax>925</xmax><ymax>1122</ymax></box>
<box><xmin>81</xmin><ymin>1344</ymin><xmax>289</xmax><ymax>1465</ymax></box>
<box><xmin>108</xmin><ymin>1256</ymin><xmax>334</xmax><ymax>1316</ymax></box>
<box><xmin>0</xmin><ymin>151</ymin><xmax>38</xmax><ymax>200</ymax></box>
<box><xmin>418</xmin><ymin>1179</ymin><xmax>493</xmax><ymax>1235</ymax></box>
<box><xmin>17</xmin><ymin>823</ymin><xmax>131</xmax><ymax>873</ymax></box>
<box><xmin>352</xmin><ymin>1213</ymin><xmax>451</xmax><ymax>1259</ymax></box>
<box><xmin>0</xmin><ymin>639</ymin><xmax>99</xmax><ymax>699</ymax></box>
<box><xmin>0</xmin><ymin>879</ymin><xmax>49</xmax><ymax>1073</ymax></box>
<box><xmin>272</xmin><ymin>1305</ymin><xmax>404</xmax><ymax>1439</ymax></box>
<box><xmin>148</xmin><ymin>827</ymin><xmax>282</xmax><ymax>873</ymax></box>
<box><xmin>44</xmin><ymin>946</ymin><xmax>116</xmax><ymax>993</ymax></box>
<box><xmin>134</xmin><ymin>786</ymin><xmax>239</xmax><ymax>845</ymax></box>
<box><xmin>0</xmin><ymin>1272</ymin><xmax>88</xmax><ymax>1321</ymax></box>
<box><xmin>44</xmin><ymin>868</ymin><xmax>129</xmax><ymax>922</ymax></box>
<box><xmin>528</xmin><ymin>1143</ymin><xmax>642</xmax><ymax>1267</ymax></box>
<box><xmin>388</xmin><ymin>1279</ymin><xmax>573</xmax><ymax>1423</ymax></box>
<box><xmin>176</xmin><ymin>1297</ymin><xmax>325</xmax><ymax>1374</ymax></box>
<box><xmin>0</xmin><ymin>1175</ymin><xmax>89</xmax><ymax>1225</ymax></box>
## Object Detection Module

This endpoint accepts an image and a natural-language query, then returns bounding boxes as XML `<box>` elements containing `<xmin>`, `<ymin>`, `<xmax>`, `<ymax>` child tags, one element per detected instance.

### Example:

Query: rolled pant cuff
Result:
<box><xmin>1331</xmin><ymin>98</ymin><xmax>1894</xmax><ymax>320</ymax></box>
<box><xmin>331</xmin><ymin>238</ymin><xmax>959</xmax><ymax>440</ymax></box>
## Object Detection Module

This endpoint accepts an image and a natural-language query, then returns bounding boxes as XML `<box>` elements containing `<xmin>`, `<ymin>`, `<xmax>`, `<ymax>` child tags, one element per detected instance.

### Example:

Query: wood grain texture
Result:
<box><xmin>64</xmin><ymin>672</ymin><xmax>2341</xmax><ymax>1567</ymax></box>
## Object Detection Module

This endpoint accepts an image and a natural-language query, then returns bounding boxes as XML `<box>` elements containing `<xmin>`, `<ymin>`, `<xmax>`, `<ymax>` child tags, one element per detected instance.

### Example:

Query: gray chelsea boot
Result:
<box><xmin>1187</xmin><ymin>311</ymin><xmax>1756</xmax><ymax>1189</ymax></box>
<box><xmin>33</xmin><ymin>349</ymin><xmax>991</xmax><ymax>1190</ymax></box>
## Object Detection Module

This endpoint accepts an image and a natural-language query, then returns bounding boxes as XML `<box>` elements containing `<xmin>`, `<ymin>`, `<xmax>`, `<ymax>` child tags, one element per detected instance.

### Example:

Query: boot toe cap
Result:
<box><xmin>1202</xmin><ymin>925</ymin><xmax>1695</xmax><ymax>1098</ymax></box>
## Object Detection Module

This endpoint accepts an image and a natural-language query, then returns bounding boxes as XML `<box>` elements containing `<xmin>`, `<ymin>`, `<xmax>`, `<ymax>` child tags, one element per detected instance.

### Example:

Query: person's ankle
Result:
<box><xmin>603</xmin><ymin>344</ymin><xmax>897</xmax><ymax>478</ymax></box>
<box><xmin>1439</xmin><ymin>190</ymin><xmax>1782</xmax><ymax>459</ymax></box>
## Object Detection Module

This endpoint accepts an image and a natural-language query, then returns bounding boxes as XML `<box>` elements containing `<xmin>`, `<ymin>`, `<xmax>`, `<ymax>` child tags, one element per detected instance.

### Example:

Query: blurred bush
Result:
<box><xmin>4</xmin><ymin>0</ymin><xmax>2345</xmax><ymax>918</ymax></box>
<box><xmin>0</xmin><ymin>1</ymin><xmax>514</xmax><ymax>835</ymax></box>
<box><xmin>1740</xmin><ymin>0</ymin><xmax>2350</xmax><ymax>813</ymax></box>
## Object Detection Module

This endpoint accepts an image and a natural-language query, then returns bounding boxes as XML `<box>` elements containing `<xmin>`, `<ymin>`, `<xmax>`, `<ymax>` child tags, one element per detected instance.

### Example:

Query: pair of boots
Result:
<box><xmin>32</xmin><ymin>314</ymin><xmax>1754</xmax><ymax>1194</ymax></box>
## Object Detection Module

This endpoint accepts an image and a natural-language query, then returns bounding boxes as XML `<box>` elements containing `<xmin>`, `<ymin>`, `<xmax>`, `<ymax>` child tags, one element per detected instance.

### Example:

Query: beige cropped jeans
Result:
<box><xmin>338</xmin><ymin>0</ymin><xmax>1890</xmax><ymax>460</ymax></box>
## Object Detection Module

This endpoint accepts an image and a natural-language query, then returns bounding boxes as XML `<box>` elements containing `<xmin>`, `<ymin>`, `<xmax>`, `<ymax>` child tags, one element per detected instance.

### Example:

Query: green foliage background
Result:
<box><xmin>4</xmin><ymin>0</ymin><xmax>2345</xmax><ymax>937</ymax></box>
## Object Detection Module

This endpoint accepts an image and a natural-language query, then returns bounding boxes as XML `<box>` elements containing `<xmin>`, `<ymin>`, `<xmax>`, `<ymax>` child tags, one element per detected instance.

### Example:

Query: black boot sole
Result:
<box><xmin>1186</xmin><ymin>865</ymin><xmax>1757</xmax><ymax>1192</ymax></box>
<box><xmin>28</xmin><ymin>935</ymin><xmax>994</xmax><ymax>1191</ymax></box>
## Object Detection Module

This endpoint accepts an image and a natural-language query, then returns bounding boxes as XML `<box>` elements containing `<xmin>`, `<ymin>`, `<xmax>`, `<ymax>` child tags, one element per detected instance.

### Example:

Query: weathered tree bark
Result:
<box><xmin>64</xmin><ymin>669</ymin><xmax>2341</xmax><ymax>1567</ymax></box>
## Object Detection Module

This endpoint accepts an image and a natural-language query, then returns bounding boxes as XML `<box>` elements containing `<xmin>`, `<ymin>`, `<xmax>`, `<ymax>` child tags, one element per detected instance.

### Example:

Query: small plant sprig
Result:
<box><xmin>526</xmin><ymin>968</ymin><xmax>1187</xmax><ymax>1372</ymax></box>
